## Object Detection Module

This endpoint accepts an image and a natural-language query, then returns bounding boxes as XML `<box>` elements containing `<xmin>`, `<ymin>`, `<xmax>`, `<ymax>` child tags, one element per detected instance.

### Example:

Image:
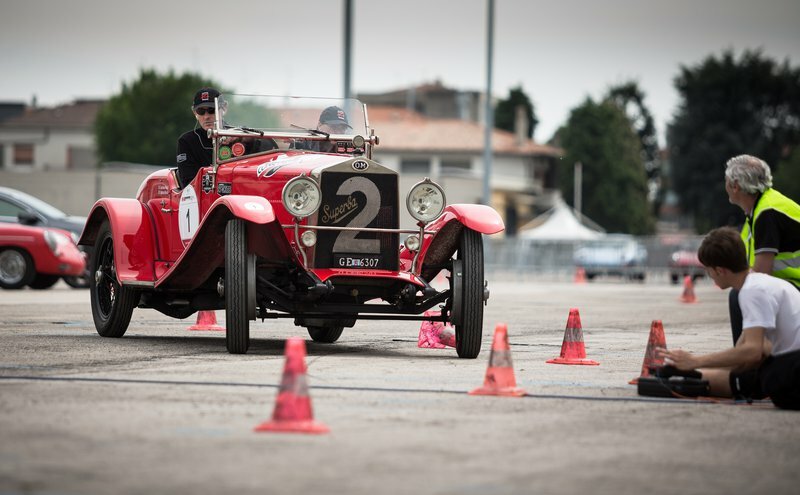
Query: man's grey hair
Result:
<box><xmin>724</xmin><ymin>155</ymin><xmax>773</xmax><ymax>194</ymax></box>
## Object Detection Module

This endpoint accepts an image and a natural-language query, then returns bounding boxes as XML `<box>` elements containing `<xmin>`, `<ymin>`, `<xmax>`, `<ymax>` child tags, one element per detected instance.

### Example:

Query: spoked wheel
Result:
<box><xmin>90</xmin><ymin>220</ymin><xmax>138</xmax><ymax>337</ymax></box>
<box><xmin>307</xmin><ymin>326</ymin><xmax>344</xmax><ymax>343</ymax></box>
<box><xmin>450</xmin><ymin>228</ymin><xmax>484</xmax><ymax>359</ymax></box>
<box><xmin>0</xmin><ymin>248</ymin><xmax>35</xmax><ymax>290</ymax></box>
<box><xmin>225</xmin><ymin>219</ymin><xmax>256</xmax><ymax>354</ymax></box>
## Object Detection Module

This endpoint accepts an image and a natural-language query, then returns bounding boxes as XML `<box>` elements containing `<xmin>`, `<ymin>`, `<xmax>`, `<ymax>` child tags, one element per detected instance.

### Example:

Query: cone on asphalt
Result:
<box><xmin>680</xmin><ymin>275</ymin><xmax>697</xmax><ymax>303</ymax></box>
<box><xmin>574</xmin><ymin>266</ymin><xmax>587</xmax><ymax>284</ymax></box>
<box><xmin>546</xmin><ymin>308</ymin><xmax>600</xmax><ymax>365</ymax></box>
<box><xmin>188</xmin><ymin>310</ymin><xmax>224</xmax><ymax>331</ymax></box>
<box><xmin>630</xmin><ymin>320</ymin><xmax>667</xmax><ymax>385</ymax></box>
<box><xmin>418</xmin><ymin>310</ymin><xmax>457</xmax><ymax>349</ymax></box>
<box><xmin>469</xmin><ymin>323</ymin><xmax>526</xmax><ymax>397</ymax></box>
<box><xmin>254</xmin><ymin>337</ymin><xmax>329</xmax><ymax>434</ymax></box>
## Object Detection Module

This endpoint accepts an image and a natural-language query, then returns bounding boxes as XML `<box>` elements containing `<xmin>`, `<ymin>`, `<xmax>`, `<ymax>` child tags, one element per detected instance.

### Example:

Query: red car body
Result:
<box><xmin>0</xmin><ymin>223</ymin><xmax>85</xmax><ymax>289</ymax></box>
<box><xmin>79</xmin><ymin>95</ymin><xmax>503</xmax><ymax>357</ymax></box>
<box><xmin>669</xmin><ymin>249</ymin><xmax>705</xmax><ymax>284</ymax></box>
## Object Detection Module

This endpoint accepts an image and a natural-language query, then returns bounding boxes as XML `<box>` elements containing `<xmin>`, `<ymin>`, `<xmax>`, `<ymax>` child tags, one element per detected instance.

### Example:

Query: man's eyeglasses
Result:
<box><xmin>195</xmin><ymin>107</ymin><xmax>215</xmax><ymax>116</ymax></box>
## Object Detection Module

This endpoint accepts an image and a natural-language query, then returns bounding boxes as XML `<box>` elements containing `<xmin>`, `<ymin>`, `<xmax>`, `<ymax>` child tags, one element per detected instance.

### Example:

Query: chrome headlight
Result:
<box><xmin>43</xmin><ymin>229</ymin><xmax>71</xmax><ymax>256</ymax></box>
<box><xmin>406</xmin><ymin>178</ymin><xmax>446</xmax><ymax>223</ymax></box>
<box><xmin>404</xmin><ymin>234</ymin><xmax>420</xmax><ymax>251</ymax></box>
<box><xmin>282</xmin><ymin>176</ymin><xmax>321</xmax><ymax>218</ymax></box>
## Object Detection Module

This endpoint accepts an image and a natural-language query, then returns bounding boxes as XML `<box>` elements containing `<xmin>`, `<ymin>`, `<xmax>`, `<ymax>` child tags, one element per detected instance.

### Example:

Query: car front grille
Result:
<box><xmin>314</xmin><ymin>169</ymin><xmax>399</xmax><ymax>270</ymax></box>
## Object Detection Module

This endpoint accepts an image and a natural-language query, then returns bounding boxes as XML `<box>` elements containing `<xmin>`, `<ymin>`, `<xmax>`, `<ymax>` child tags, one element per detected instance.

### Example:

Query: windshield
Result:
<box><xmin>218</xmin><ymin>94</ymin><xmax>368</xmax><ymax>137</ymax></box>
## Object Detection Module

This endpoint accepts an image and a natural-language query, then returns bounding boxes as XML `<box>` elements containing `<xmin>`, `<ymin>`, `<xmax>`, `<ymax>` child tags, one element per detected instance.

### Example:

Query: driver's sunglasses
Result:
<box><xmin>195</xmin><ymin>107</ymin><xmax>215</xmax><ymax>116</ymax></box>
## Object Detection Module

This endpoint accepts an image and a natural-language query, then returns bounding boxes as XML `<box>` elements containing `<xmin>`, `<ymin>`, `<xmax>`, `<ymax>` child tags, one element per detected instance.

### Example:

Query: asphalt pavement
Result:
<box><xmin>1</xmin><ymin>276</ymin><xmax>798</xmax><ymax>495</ymax></box>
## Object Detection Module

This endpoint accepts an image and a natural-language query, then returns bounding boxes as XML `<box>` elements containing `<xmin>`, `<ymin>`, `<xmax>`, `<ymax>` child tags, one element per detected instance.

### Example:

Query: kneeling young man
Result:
<box><xmin>660</xmin><ymin>227</ymin><xmax>800</xmax><ymax>409</ymax></box>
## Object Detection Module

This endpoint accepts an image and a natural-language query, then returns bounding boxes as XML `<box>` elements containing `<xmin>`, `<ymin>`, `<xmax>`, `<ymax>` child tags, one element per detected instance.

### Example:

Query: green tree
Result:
<box><xmin>494</xmin><ymin>86</ymin><xmax>538</xmax><ymax>139</ymax></box>
<box><xmin>95</xmin><ymin>69</ymin><xmax>219</xmax><ymax>166</ymax></box>
<box><xmin>774</xmin><ymin>146</ymin><xmax>800</xmax><ymax>203</ymax></box>
<box><xmin>667</xmin><ymin>50</ymin><xmax>800</xmax><ymax>231</ymax></box>
<box><xmin>559</xmin><ymin>98</ymin><xmax>655</xmax><ymax>235</ymax></box>
<box><xmin>604</xmin><ymin>81</ymin><xmax>662</xmax><ymax>212</ymax></box>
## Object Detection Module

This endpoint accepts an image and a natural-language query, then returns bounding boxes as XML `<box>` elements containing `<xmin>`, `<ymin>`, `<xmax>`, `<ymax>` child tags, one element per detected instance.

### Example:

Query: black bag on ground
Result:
<box><xmin>637</xmin><ymin>366</ymin><xmax>710</xmax><ymax>398</ymax></box>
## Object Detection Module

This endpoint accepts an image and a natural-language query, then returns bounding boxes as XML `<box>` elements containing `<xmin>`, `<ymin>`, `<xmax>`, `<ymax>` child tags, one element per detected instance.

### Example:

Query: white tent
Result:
<box><xmin>518</xmin><ymin>199</ymin><xmax>605</xmax><ymax>240</ymax></box>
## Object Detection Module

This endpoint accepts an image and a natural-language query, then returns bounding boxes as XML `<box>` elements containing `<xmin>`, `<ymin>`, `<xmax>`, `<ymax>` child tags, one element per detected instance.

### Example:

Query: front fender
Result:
<box><xmin>210</xmin><ymin>195</ymin><xmax>276</xmax><ymax>225</ymax></box>
<box><xmin>79</xmin><ymin>199</ymin><xmax>156</xmax><ymax>282</ymax></box>
<box><xmin>410</xmin><ymin>204</ymin><xmax>504</xmax><ymax>281</ymax></box>
<box><xmin>155</xmin><ymin>195</ymin><xmax>289</xmax><ymax>290</ymax></box>
<box><xmin>434</xmin><ymin>204</ymin><xmax>505</xmax><ymax>235</ymax></box>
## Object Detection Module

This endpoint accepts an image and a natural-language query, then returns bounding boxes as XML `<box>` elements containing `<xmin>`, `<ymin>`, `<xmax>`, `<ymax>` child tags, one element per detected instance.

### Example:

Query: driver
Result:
<box><xmin>296</xmin><ymin>105</ymin><xmax>352</xmax><ymax>153</ymax></box>
<box><xmin>176</xmin><ymin>87</ymin><xmax>222</xmax><ymax>188</ymax></box>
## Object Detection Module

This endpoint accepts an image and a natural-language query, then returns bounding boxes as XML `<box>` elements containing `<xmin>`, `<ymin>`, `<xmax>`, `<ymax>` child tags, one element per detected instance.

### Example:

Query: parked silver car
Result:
<box><xmin>573</xmin><ymin>234</ymin><xmax>647</xmax><ymax>281</ymax></box>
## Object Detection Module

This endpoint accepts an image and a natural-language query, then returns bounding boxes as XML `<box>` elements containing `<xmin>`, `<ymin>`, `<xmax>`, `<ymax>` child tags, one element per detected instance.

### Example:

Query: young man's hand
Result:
<box><xmin>657</xmin><ymin>348</ymin><xmax>699</xmax><ymax>370</ymax></box>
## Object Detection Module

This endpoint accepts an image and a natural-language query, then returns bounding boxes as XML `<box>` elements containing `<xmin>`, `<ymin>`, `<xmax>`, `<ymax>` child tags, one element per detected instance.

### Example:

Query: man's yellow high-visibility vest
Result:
<box><xmin>740</xmin><ymin>188</ymin><xmax>800</xmax><ymax>289</ymax></box>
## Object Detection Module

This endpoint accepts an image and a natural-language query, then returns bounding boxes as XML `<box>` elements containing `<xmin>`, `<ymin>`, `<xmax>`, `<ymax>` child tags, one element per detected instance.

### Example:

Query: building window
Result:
<box><xmin>400</xmin><ymin>159</ymin><xmax>430</xmax><ymax>174</ymax></box>
<box><xmin>441</xmin><ymin>159</ymin><xmax>471</xmax><ymax>174</ymax></box>
<box><xmin>13</xmin><ymin>144</ymin><xmax>34</xmax><ymax>165</ymax></box>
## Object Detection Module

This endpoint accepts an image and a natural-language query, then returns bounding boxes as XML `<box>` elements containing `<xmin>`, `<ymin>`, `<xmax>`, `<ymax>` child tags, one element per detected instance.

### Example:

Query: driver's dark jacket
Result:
<box><xmin>176</xmin><ymin>128</ymin><xmax>213</xmax><ymax>188</ymax></box>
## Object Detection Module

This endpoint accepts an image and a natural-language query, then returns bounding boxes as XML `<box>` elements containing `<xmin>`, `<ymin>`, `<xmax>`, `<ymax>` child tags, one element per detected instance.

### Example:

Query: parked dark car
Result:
<box><xmin>0</xmin><ymin>186</ymin><xmax>90</xmax><ymax>288</ymax></box>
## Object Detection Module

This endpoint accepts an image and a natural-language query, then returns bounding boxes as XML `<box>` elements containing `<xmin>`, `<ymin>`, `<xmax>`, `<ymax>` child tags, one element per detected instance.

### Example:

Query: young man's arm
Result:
<box><xmin>753</xmin><ymin>252</ymin><xmax>776</xmax><ymax>274</ymax></box>
<box><xmin>661</xmin><ymin>327</ymin><xmax>766</xmax><ymax>371</ymax></box>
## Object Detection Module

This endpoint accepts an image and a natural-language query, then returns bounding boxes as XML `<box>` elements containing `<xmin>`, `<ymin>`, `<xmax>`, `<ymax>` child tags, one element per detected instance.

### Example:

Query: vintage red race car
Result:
<box><xmin>0</xmin><ymin>223</ymin><xmax>86</xmax><ymax>290</ymax></box>
<box><xmin>79</xmin><ymin>95</ymin><xmax>504</xmax><ymax>357</ymax></box>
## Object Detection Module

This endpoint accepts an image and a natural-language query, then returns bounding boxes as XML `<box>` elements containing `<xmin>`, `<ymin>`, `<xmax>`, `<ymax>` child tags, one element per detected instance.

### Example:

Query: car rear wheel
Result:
<box><xmin>90</xmin><ymin>220</ymin><xmax>139</xmax><ymax>337</ymax></box>
<box><xmin>225</xmin><ymin>218</ymin><xmax>252</xmax><ymax>354</ymax></box>
<box><xmin>28</xmin><ymin>273</ymin><xmax>60</xmax><ymax>290</ymax></box>
<box><xmin>0</xmin><ymin>248</ymin><xmax>35</xmax><ymax>290</ymax></box>
<box><xmin>307</xmin><ymin>326</ymin><xmax>344</xmax><ymax>343</ymax></box>
<box><xmin>451</xmin><ymin>228</ymin><xmax>484</xmax><ymax>359</ymax></box>
<box><xmin>63</xmin><ymin>274</ymin><xmax>90</xmax><ymax>289</ymax></box>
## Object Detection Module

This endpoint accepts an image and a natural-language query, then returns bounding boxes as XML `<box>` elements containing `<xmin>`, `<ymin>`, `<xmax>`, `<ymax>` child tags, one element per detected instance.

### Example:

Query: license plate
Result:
<box><xmin>333</xmin><ymin>255</ymin><xmax>382</xmax><ymax>269</ymax></box>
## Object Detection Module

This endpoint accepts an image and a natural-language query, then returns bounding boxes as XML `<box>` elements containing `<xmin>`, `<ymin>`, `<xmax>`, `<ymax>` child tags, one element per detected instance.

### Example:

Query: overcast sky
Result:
<box><xmin>1</xmin><ymin>0</ymin><xmax>798</xmax><ymax>143</ymax></box>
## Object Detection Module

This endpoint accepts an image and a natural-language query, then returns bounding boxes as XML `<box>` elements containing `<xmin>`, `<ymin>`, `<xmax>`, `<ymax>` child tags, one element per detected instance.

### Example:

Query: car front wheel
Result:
<box><xmin>225</xmin><ymin>218</ymin><xmax>252</xmax><ymax>354</ymax></box>
<box><xmin>0</xmin><ymin>248</ymin><xmax>35</xmax><ymax>290</ymax></box>
<box><xmin>451</xmin><ymin>228</ymin><xmax>484</xmax><ymax>359</ymax></box>
<box><xmin>90</xmin><ymin>220</ymin><xmax>138</xmax><ymax>337</ymax></box>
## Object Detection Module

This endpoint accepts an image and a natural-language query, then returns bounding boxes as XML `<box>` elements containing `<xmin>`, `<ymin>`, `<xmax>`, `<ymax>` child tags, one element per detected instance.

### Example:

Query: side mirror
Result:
<box><xmin>17</xmin><ymin>210</ymin><xmax>39</xmax><ymax>225</ymax></box>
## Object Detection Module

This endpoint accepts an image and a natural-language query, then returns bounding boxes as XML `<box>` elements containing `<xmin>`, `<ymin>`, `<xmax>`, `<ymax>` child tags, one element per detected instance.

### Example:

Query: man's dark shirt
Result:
<box><xmin>750</xmin><ymin>192</ymin><xmax>800</xmax><ymax>259</ymax></box>
<box><xmin>176</xmin><ymin>128</ymin><xmax>212</xmax><ymax>188</ymax></box>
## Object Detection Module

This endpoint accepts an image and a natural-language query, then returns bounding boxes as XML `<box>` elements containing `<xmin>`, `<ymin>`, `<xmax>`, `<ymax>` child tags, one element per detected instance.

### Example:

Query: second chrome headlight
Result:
<box><xmin>406</xmin><ymin>178</ymin><xmax>446</xmax><ymax>223</ymax></box>
<box><xmin>282</xmin><ymin>176</ymin><xmax>321</xmax><ymax>218</ymax></box>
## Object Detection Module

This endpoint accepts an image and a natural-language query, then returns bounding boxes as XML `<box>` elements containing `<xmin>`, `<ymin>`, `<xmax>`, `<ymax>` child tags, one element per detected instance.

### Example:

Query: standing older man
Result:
<box><xmin>724</xmin><ymin>154</ymin><xmax>800</xmax><ymax>343</ymax></box>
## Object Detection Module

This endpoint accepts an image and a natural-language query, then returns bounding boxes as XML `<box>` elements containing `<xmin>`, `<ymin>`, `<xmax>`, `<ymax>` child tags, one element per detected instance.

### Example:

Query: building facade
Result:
<box><xmin>0</xmin><ymin>100</ymin><xmax>103</xmax><ymax>171</ymax></box>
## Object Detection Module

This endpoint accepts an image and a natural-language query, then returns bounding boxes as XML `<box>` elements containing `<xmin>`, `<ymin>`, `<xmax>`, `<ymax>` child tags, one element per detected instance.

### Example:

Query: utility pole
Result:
<box><xmin>574</xmin><ymin>161</ymin><xmax>583</xmax><ymax>218</ymax></box>
<box><xmin>343</xmin><ymin>0</ymin><xmax>353</xmax><ymax>99</ymax></box>
<box><xmin>482</xmin><ymin>0</ymin><xmax>494</xmax><ymax>207</ymax></box>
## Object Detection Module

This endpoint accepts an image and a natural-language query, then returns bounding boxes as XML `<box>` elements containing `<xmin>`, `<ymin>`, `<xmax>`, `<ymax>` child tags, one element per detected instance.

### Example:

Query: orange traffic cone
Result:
<box><xmin>574</xmin><ymin>266</ymin><xmax>587</xmax><ymax>284</ymax></box>
<box><xmin>630</xmin><ymin>320</ymin><xmax>668</xmax><ymax>385</ymax></box>
<box><xmin>680</xmin><ymin>275</ymin><xmax>697</xmax><ymax>303</ymax></box>
<box><xmin>254</xmin><ymin>338</ymin><xmax>329</xmax><ymax>434</ymax></box>
<box><xmin>546</xmin><ymin>308</ymin><xmax>600</xmax><ymax>365</ymax></box>
<box><xmin>188</xmin><ymin>310</ymin><xmax>224</xmax><ymax>331</ymax></box>
<box><xmin>469</xmin><ymin>323</ymin><xmax>526</xmax><ymax>397</ymax></box>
